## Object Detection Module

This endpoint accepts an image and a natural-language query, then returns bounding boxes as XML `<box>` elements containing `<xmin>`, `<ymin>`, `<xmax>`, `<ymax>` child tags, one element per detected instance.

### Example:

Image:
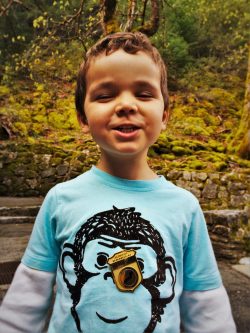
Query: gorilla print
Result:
<box><xmin>60</xmin><ymin>206</ymin><xmax>177</xmax><ymax>333</ymax></box>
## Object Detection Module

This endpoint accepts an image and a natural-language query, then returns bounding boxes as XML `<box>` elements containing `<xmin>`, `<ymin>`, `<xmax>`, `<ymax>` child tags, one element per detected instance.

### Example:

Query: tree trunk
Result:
<box><xmin>137</xmin><ymin>0</ymin><xmax>160</xmax><ymax>36</ymax></box>
<box><xmin>238</xmin><ymin>43</ymin><xmax>250</xmax><ymax>159</ymax></box>
<box><xmin>100</xmin><ymin>0</ymin><xmax>118</xmax><ymax>35</ymax></box>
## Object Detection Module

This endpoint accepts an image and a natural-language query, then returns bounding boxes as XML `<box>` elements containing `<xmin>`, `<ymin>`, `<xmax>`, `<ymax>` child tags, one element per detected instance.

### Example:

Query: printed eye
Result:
<box><xmin>95</xmin><ymin>252</ymin><xmax>109</xmax><ymax>269</ymax></box>
<box><xmin>137</xmin><ymin>258</ymin><xmax>144</xmax><ymax>272</ymax></box>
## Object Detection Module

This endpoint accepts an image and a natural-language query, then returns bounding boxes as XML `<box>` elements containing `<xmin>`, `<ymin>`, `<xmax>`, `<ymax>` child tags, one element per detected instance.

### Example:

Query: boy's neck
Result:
<box><xmin>96</xmin><ymin>155</ymin><xmax>158</xmax><ymax>180</ymax></box>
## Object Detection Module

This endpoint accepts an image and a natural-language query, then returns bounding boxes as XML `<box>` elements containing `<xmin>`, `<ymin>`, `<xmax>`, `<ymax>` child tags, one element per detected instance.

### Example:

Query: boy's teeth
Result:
<box><xmin>117</xmin><ymin>127</ymin><xmax>137</xmax><ymax>133</ymax></box>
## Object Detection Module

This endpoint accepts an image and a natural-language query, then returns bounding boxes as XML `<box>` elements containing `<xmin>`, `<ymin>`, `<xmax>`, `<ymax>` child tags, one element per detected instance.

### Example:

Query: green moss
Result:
<box><xmin>208</xmin><ymin>140</ymin><xmax>225</xmax><ymax>153</ymax></box>
<box><xmin>33</xmin><ymin>114</ymin><xmax>47</xmax><ymax>123</ymax></box>
<box><xmin>13</xmin><ymin>122</ymin><xmax>28</xmax><ymax>136</ymax></box>
<box><xmin>0</xmin><ymin>85</ymin><xmax>10</xmax><ymax>98</ymax></box>
<box><xmin>172</xmin><ymin>146</ymin><xmax>189</xmax><ymax>156</ymax></box>
<box><xmin>60</xmin><ymin>135</ymin><xmax>75</xmax><ymax>143</ymax></box>
<box><xmin>18</xmin><ymin>108</ymin><xmax>31</xmax><ymax>122</ymax></box>
<box><xmin>148</xmin><ymin>147</ymin><xmax>158</xmax><ymax>157</ymax></box>
<box><xmin>161</xmin><ymin>154</ymin><xmax>176</xmax><ymax>161</ymax></box>
<box><xmin>214</xmin><ymin>161</ymin><xmax>228</xmax><ymax>171</ymax></box>
<box><xmin>31</xmin><ymin>123</ymin><xmax>45</xmax><ymax>136</ymax></box>
<box><xmin>187</xmin><ymin>160</ymin><xmax>206</xmax><ymax>170</ymax></box>
<box><xmin>196</xmin><ymin>108</ymin><xmax>220</xmax><ymax>126</ymax></box>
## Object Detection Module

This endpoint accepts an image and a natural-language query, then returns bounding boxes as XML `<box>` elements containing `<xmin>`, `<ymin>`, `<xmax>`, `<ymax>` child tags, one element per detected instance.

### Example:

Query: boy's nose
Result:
<box><xmin>115</xmin><ymin>102</ymin><xmax>138</xmax><ymax>117</ymax></box>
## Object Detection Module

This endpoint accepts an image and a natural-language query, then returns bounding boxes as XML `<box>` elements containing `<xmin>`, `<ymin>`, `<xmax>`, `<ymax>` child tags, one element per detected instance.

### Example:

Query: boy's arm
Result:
<box><xmin>0</xmin><ymin>263</ymin><xmax>55</xmax><ymax>333</ymax></box>
<box><xmin>180</xmin><ymin>285</ymin><xmax>236</xmax><ymax>333</ymax></box>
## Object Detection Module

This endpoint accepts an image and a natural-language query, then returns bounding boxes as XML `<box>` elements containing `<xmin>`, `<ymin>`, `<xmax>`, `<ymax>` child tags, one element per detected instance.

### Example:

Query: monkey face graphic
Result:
<box><xmin>60</xmin><ymin>207</ymin><xmax>176</xmax><ymax>333</ymax></box>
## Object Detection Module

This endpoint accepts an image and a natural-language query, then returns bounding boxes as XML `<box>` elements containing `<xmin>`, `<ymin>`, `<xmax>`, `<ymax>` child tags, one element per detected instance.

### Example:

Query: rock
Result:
<box><xmin>236</xmin><ymin>228</ymin><xmax>246</xmax><ymax>238</ymax></box>
<box><xmin>3</xmin><ymin>178</ymin><xmax>12</xmax><ymax>187</ymax></box>
<box><xmin>167</xmin><ymin>170</ymin><xmax>182</xmax><ymax>180</ymax></box>
<box><xmin>41</xmin><ymin>168</ymin><xmax>56</xmax><ymax>178</ymax></box>
<box><xmin>183</xmin><ymin>171</ymin><xmax>192</xmax><ymax>181</ymax></box>
<box><xmin>230</xmin><ymin>195</ymin><xmax>245</xmax><ymax>208</ymax></box>
<box><xmin>204</xmin><ymin>209</ymin><xmax>248</xmax><ymax>228</ymax></box>
<box><xmin>192</xmin><ymin>172</ymin><xmax>207</xmax><ymax>181</ymax></box>
<box><xmin>56</xmin><ymin>164</ymin><xmax>69</xmax><ymax>176</ymax></box>
<box><xmin>228</xmin><ymin>182</ymin><xmax>247</xmax><ymax>193</ymax></box>
<box><xmin>218</xmin><ymin>186</ymin><xmax>228</xmax><ymax>199</ymax></box>
<box><xmin>213</xmin><ymin>225</ymin><xmax>230</xmax><ymax>237</ymax></box>
<box><xmin>202</xmin><ymin>179</ymin><xmax>218</xmax><ymax>199</ymax></box>
<box><xmin>208</xmin><ymin>173</ymin><xmax>220</xmax><ymax>181</ymax></box>
<box><xmin>14</xmin><ymin>167</ymin><xmax>26</xmax><ymax>176</ymax></box>
<box><xmin>189</xmin><ymin>187</ymin><xmax>201</xmax><ymax>198</ymax></box>
<box><xmin>239</xmin><ymin>257</ymin><xmax>250</xmax><ymax>265</ymax></box>
<box><xmin>42</xmin><ymin>154</ymin><xmax>52</xmax><ymax>165</ymax></box>
<box><xmin>26</xmin><ymin>178</ymin><xmax>38</xmax><ymax>189</ymax></box>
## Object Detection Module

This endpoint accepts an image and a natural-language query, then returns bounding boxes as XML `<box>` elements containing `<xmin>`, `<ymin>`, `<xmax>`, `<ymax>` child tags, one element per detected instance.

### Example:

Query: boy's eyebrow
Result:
<box><xmin>89</xmin><ymin>80</ymin><xmax>159</xmax><ymax>92</ymax></box>
<box><xmin>133</xmin><ymin>80</ymin><xmax>159</xmax><ymax>91</ymax></box>
<box><xmin>89</xmin><ymin>81</ymin><xmax>116</xmax><ymax>91</ymax></box>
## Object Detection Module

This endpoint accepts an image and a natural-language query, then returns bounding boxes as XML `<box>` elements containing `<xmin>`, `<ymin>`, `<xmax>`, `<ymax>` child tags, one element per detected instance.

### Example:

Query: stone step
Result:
<box><xmin>0</xmin><ymin>216</ymin><xmax>35</xmax><ymax>224</ymax></box>
<box><xmin>0</xmin><ymin>206</ymin><xmax>40</xmax><ymax>217</ymax></box>
<box><xmin>204</xmin><ymin>209</ymin><xmax>248</xmax><ymax>228</ymax></box>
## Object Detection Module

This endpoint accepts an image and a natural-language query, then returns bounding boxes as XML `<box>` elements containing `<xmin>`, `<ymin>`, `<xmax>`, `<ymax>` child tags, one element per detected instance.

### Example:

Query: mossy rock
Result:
<box><xmin>51</xmin><ymin>157</ymin><xmax>63</xmax><ymax>165</ymax></box>
<box><xmin>214</xmin><ymin>161</ymin><xmax>228</xmax><ymax>171</ymax></box>
<box><xmin>183</xmin><ymin>124</ymin><xmax>212</xmax><ymax>136</ymax></box>
<box><xmin>13</xmin><ymin>122</ymin><xmax>28</xmax><ymax>136</ymax></box>
<box><xmin>161</xmin><ymin>154</ymin><xmax>176</xmax><ymax>161</ymax></box>
<box><xmin>172</xmin><ymin>146</ymin><xmax>191</xmax><ymax>156</ymax></box>
<box><xmin>60</xmin><ymin>135</ymin><xmax>75</xmax><ymax>143</ymax></box>
<box><xmin>208</xmin><ymin>140</ymin><xmax>225</xmax><ymax>153</ymax></box>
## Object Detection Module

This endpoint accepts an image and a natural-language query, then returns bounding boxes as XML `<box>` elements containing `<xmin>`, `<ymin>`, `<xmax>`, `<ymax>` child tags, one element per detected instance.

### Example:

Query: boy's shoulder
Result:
<box><xmin>167</xmin><ymin>180</ymin><xmax>200</xmax><ymax>208</ymax></box>
<box><xmin>56</xmin><ymin>169</ymin><xmax>91</xmax><ymax>189</ymax></box>
<box><xmin>46</xmin><ymin>169</ymin><xmax>93</xmax><ymax>199</ymax></box>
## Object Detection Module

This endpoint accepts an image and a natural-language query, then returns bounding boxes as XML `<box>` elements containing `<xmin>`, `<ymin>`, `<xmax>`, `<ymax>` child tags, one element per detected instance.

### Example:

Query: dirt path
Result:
<box><xmin>218</xmin><ymin>261</ymin><xmax>250</xmax><ymax>333</ymax></box>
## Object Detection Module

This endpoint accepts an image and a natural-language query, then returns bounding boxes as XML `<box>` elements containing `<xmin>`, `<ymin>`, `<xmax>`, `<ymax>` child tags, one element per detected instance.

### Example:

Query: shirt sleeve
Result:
<box><xmin>180</xmin><ymin>286</ymin><xmax>236</xmax><ymax>333</ymax></box>
<box><xmin>0</xmin><ymin>263</ymin><xmax>55</xmax><ymax>333</ymax></box>
<box><xmin>183</xmin><ymin>202</ymin><xmax>221</xmax><ymax>291</ymax></box>
<box><xmin>22</xmin><ymin>186</ymin><xmax>60</xmax><ymax>272</ymax></box>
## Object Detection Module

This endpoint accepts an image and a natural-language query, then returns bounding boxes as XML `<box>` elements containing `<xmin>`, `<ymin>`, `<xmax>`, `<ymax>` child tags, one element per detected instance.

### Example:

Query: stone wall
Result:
<box><xmin>0</xmin><ymin>142</ymin><xmax>249</xmax><ymax>262</ymax></box>
<box><xmin>1</xmin><ymin>142</ymin><xmax>249</xmax><ymax>212</ymax></box>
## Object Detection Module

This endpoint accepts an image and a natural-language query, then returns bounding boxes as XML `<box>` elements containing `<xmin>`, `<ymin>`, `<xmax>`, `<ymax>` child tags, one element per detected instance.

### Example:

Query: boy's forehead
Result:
<box><xmin>86</xmin><ymin>49</ymin><xmax>160</xmax><ymax>81</ymax></box>
<box><xmin>89</xmin><ymin>49</ymin><xmax>156</xmax><ymax>68</ymax></box>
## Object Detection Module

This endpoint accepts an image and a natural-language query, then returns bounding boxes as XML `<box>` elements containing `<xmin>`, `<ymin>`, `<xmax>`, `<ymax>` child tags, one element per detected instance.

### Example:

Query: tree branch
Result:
<box><xmin>124</xmin><ymin>0</ymin><xmax>136</xmax><ymax>32</ymax></box>
<box><xmin>0</xmin><ymin>0</ymin><xmax>25</xmax><ymax>17</ymax></box>
<box><xmin>137</xmin><ymin>0</ymin><xmax>160</xmax><ymax>36</ymax></box>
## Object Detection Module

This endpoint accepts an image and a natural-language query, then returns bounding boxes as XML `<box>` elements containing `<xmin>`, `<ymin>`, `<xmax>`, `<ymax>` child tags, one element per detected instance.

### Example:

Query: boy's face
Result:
<box><xmin>82</xmin><ymin>50</ymin><xmax>168</xmax><ymax>162</ymax></box>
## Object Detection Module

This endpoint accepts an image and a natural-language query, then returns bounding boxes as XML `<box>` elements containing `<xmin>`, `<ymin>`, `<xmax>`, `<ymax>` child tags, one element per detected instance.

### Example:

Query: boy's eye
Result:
<box><xmin>95</xmin><ymin>94</ymin><xmax>113</xmax><ymax>101</ymax></box>
<box><xmin>137</xmin><ymin>91</ymin><xmax>153</xmax><ymax>99</ymax></box>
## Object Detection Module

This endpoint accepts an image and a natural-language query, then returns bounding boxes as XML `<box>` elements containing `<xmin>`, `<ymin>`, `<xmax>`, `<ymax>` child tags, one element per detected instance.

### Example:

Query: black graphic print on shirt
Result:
<box><xmin>60</xmin><ymin>206</ymin><xmax>177</xmax><ymax>333</ymax></box>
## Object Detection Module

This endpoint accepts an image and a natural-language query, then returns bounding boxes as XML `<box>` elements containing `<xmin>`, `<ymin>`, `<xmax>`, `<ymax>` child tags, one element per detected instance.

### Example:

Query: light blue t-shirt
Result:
<box><xmin>22</xmin><ymin>166</ymin><xmax>221</xmax><ymax>333</ymax></box>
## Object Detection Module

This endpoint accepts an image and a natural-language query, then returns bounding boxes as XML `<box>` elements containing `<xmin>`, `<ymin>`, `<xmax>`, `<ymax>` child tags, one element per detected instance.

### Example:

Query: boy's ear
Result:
<box><xmin>77</xmin><ymin>114</ymin><xmax>90</xmax><ymax>134</ymax></box>
<box><xmin>80</xmin><ymin>123</ymin><xmax>90</xmax><ymax>134</ymax></box>
<box><xmin>161</xmin><ymin>110</ymin><xmax>169</xmax><ymax>131</ymax></box>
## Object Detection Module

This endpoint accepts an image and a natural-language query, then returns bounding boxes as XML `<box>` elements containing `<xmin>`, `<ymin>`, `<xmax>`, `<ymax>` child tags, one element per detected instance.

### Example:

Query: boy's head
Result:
<box><xmin>75</xmin><ymin>31</ymin><xmax>168</xmax><ymax>124</ymax></box>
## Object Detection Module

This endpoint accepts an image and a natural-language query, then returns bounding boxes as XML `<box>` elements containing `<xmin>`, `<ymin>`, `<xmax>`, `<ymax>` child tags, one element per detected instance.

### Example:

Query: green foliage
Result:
<box><xmin>0</xmin><ymin>85</ymin><xmax>10</xmax><ymax>98</ymax></box>
<box><xmin>13</xmin><ymin>122</ymin><xmax>28</xmax><ymax>136</ymax></box>
<box><xmin>0</xmin><ymin>0</ymin><xmax>249</xmax><ymax>170</ymax></box>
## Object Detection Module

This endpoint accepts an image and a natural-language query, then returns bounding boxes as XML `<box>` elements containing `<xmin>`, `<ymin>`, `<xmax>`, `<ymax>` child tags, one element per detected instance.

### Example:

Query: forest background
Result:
<box><xmin>0</xmin><ymin>0</ymin><xmax>250</xmax><ymax>173</ymax></box>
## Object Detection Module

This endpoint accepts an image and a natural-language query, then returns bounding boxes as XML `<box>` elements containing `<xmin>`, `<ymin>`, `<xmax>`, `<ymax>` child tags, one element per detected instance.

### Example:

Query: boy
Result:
<box><xmin>0</xmin><ymin>32</ymin><xmax>236</xmax><ymax>333</ymax></box>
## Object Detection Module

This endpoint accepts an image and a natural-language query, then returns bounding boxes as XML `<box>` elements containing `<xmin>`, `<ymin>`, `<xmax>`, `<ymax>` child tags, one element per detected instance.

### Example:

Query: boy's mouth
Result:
<box><xmin>114</xmin><ymin>125</ymin><xmax>140</xmax><ymax>133</ymax></box>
